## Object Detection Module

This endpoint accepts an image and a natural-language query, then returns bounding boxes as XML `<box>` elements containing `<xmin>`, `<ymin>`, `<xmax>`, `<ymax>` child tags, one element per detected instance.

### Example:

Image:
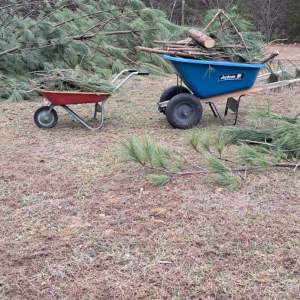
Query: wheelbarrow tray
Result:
<box><xmin>34</xmin><ymin>69</ymin><xmax>149</xmax><ymax>130</ymax></box>
<box><xmin>40</xmin><ymin>90</ymin><xmax>110</xmax><ymax>105</ymax></box>
<box><xmin>162</xmin><ymin>55</ymin><xmax>264</xmax><ymax>98</ymax></box>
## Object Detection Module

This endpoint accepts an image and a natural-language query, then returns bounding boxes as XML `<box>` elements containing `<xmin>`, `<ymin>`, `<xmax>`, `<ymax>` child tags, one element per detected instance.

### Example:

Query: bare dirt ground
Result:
<box><xmin>0</xmin><ymin>45</ymin><xmax>300</xmax><ymax>300</ymax></box>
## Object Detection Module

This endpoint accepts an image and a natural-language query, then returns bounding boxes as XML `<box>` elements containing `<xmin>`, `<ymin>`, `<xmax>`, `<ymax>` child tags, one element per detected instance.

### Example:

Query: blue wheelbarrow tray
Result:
<box><xmin>162</xmin><ymin>55</ymin><xmax>265</xmax><ymax>98</ymax></box>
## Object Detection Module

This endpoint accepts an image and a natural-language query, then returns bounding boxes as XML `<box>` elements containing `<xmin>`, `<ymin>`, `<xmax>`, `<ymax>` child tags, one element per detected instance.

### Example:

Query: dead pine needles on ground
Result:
<box><xmin>0</xmin><ymin>45</ymin><xmax>300</xmax><ymax>300</ymax></box>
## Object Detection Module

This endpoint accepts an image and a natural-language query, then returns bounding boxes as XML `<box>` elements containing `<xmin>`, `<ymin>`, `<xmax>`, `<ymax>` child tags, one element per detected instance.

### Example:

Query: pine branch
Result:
<box><xmin>54</xmin><ymin>9</ymin><xmax>119</xmax><ymax>27</ymax></box>
<box><xmin>105</xmin><ymin>30</ymin><xmax>140</xmax><ymax>36</ymax></box>
<box><xmin>69</xmin><ymin>34</ymin><xmax>96</xmax><ymax>40</ymax></box>
<box><xmin>220</xmin><ymin>10</ymin><xmax>251</xmax><ymax>59</ymax></box>
<box><xmin>0</xmin><ymin>47</ymin><xmax>19</xmax><ymax>57</ymax></box>
<box><xmin>82</xmin><ymin>10</ymin><xmax>142</xmax><ymax>36</ymax></box>
<box><xmin>271</xmin><ymin>162</ymin><xmax>300</xmax><ymax>169</ymax></box>
<box><xmin>202</xmin><ymin>9</ymin><xmax>223</xmax><ymax>33</ymax></box>
<box><xmin>238</xmin><ymin>139</ymin><xmax>275</xmax><ymax>147</ymax></box>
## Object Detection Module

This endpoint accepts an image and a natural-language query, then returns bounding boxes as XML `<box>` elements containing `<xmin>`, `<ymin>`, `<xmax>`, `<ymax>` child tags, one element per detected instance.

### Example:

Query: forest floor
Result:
<box><xmin>0</xmin><ymin>45</ymin><xmax>300</xmax><ymax>300</ymax></box>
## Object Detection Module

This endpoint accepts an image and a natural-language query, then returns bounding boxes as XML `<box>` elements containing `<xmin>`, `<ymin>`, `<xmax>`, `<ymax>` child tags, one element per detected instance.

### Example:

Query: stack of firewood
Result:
<box><xmin>138</xmin><ymin>9</ymin><xmax>278</xmax><ymax>64</ymax></box>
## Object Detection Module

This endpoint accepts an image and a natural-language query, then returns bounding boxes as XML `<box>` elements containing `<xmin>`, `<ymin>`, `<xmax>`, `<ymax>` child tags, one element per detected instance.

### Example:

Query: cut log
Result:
<box><xmin>188</xmin><ymin>29</ymin><xmax>215</xmax><ymax>49</ymax></box>
<box><xmin>259</xmin><ymin>51</ymin><xmax>279</xmax><ymax>64</ymax></box>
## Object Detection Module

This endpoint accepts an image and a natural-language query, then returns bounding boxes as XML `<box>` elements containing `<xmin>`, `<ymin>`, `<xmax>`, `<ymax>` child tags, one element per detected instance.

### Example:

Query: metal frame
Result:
<box><xmin>205</xmin><ymin>101</ymin><xmax>224</xmax><ymax>126</ymax></box>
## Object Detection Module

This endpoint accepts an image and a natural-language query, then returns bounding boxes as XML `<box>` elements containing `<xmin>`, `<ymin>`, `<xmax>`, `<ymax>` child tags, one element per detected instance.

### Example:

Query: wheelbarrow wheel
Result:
<box><xmin>159</xmin><ymin>85</ymin><xmax>191</xmax><ymax>114</ymax></box>
<box><xmin>34</xmin><ymin>106</ymin><xmax>58</xmax><ymax>129</ymax></box>
<box><xmin>165</xmin><ymin>93</ymin><xmax>202</xmax><ymax>129</ymax></box>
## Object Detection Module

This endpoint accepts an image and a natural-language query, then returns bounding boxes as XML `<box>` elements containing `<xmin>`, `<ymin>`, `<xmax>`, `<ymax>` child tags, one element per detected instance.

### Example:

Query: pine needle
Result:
<box><xmin>183</xmin><ymin>128</ymin><xmax>201</xmax><ymax>152</ymax></box>
<box><xmin>120</xmin><ymin>136</ymin><xmax>145</xmax><ymax>165</ymax></box>
<box><xmin>148</xmin><ymin>174</ymin><xmax>170</xmax><ymax>186</ymax></box>
<box><xmin>219</xmin><ymin>127</ymin><xmax>271</xmax><ymax>143</ymax></box>
<box><xmin>205</xmin><ymin>156</ymin><xmax>231</xmax><ymax>174</ymax></box>
<box><xmin>210</xmin><ymin>173</ymin><xmax>241</xmax><ymax>190</ymax></box>
<box><xmin>236</xmin><ymin>144</ymin><xmax>270</xmax><ymax>170</ymax></box>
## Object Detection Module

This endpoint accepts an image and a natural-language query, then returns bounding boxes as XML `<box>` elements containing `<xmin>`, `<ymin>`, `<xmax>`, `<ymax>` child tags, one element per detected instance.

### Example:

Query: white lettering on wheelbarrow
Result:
<box><xmin>218</xmin><ymin>73</ymin><xmax>245</xmax><ymax>81</ymax></box>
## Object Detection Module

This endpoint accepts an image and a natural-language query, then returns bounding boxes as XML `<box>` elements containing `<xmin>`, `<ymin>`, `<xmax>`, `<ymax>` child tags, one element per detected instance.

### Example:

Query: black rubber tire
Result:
<box><xmin>165</xmin><ymin>93</ymin><xmax>202</xmax><ymax>129</ymax></box>
<box><xmin>34</xmin><ymin>106</ymin><xmax>58</xmax><ymax>129</ymax></box>
<box><xmin>159</xmin><ymin>85</ymin><xmax>191</xmax><ymax>114</ymax></box>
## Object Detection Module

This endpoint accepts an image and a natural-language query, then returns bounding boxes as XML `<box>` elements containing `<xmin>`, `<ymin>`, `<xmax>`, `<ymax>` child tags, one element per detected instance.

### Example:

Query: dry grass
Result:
<box><xmin>0</xmin><ymin>45</ymin><xmax>300</xmax><ymax>300</ymax></box>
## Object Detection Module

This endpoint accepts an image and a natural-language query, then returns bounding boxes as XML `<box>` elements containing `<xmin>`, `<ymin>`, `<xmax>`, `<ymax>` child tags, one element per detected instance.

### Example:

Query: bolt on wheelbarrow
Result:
<box><xmin>34</xmin><ymin>69</ymin><xmax>149</xmax><ymax>130</ymax></box>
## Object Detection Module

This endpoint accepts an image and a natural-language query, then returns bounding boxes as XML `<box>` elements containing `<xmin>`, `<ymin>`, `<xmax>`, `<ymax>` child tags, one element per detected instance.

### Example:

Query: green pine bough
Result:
<box><xmin>0</xmin><ymin>0</ymin><xmax>187</xmax><ymax>101</ymax></box>
<box><xmin>120</xmin><ymin>107</ymin><xmax>300</xmax><ymax>190</ymax></box>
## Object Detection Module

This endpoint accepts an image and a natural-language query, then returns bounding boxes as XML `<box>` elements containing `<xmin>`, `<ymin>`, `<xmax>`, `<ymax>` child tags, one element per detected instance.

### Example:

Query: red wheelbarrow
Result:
<box><xmin>34</xmin><ymin>69</ymin><xmax>149</xmax><ymax>130</ymax></box>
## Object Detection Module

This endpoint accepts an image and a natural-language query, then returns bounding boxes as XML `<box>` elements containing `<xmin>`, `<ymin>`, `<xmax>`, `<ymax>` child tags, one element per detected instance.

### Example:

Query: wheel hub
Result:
<box><xmin>175</xmin><ymin>103</ymin><xmax>194</xmax><ymax>120</ymax></box>
<box><xmin>39</xmin><ymin>111</ymin><xmax>54</xmax><ymax>125</ymax></box>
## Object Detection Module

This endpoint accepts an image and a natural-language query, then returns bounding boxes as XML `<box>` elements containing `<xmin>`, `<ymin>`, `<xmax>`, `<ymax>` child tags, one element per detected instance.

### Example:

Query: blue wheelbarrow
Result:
<box><xmin>158</xmin><ymin>55</ymin><xmax>289</xmax><ymax>128</ymax></box>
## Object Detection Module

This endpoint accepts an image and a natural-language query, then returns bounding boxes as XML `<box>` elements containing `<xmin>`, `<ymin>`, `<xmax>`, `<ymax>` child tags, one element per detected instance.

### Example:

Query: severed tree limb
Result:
<box><xmin>271</xmin><ymin>162</ymin><xmax>300</xmax><ymax>169</ymax></box>
<box><xmin>83</xmin><ymin>41</ymin><xmax>108</xmax><ymax>56</ymax></box>
<box><xmin>105</xmin><ymin>29</ymin><xmax>140</xmax><ymax>35</ymax></box>
<box><xmin>137</xmin><ymin>46</ymin><xmax>198</xmax><ymax>59</ymax></box>
<box><xmin>220</xmin><ymin>10</ymin><xmax>251</xmax><ymax>59</ymax></box>
<box><xmin>67</xmin><ymin>10</ymin><xmax>142</xmax><ymax>41</ymax></box>
<box><xmin>69</xmin><ymin>34</ymin><xmax>96</xmax><ymax>40</ymax></box>
<box><xmin>215</xmin><ymin>45</ymin><xmax>253</xmax><ymax>50</ymax></box>
<box><xmin>138</xmin><ymin>46</ymin><xmax>231</xmax><ymax>61</ymax></box>
<box><xmin>293</xmin><ymin>163</ymin><xmax>300</xmax><ymax>172</ymax></box>
<box><xmin>264</xmin><ymin>39</ymin><xmax>288</xmax><ymax>47</ymax></box>
<box><xmin>166</xmin><ymin>47</ymin><xmax>204</xmax><ymax>52</ymax></box>
<box><xmin>170</xmin><ymin>38</ymin><xmax>196</xmax><ymax>46</ymax></box>
<box><xmin>54</xmin><ymin>8</ymin><xmax>119</xmax><ymax>27</ymax></box>
<box><xmin>238</xmin><ymin>139</ymin><xmax>274</xmax><ymax>147</ymax></box>
<box><xmin>259</xmin><ymin>51</ymin><xmax>280</xmax><ymax>64</ymax></box>
<box><xmin>84</xmin><ymin>10</ymin><xmax>141</xmax><ymax>36</ymax></box>
<box><xmin>202</xmin><ymin>9</ymin><xmax>223</xmax><ymax>33</ymax></box>
<box><xmin>0</xmin><ymin>47</ymin><xmax>19</xmax><ymax>57</ymax></box>
<box><xmin>69</xmin><ymin>29</ymin><xmax>140</xmax><ymax>40</ymax></box>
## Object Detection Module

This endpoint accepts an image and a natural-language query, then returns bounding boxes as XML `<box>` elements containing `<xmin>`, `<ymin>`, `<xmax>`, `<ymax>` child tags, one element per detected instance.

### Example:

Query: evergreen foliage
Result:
<box><xmin>0</xmin><ymin>0</ymin><xmax>187</xmax><ymax>101</ymax></box>
<box><xmin>201</xmin><ymin>7</ymin><xmax>265</xmax><ymax>63</ymax></box>
<box><xmin>33</xmin><ymin>69</ymin><xmax>114</xmax><ymax>93</ymax></box>
<box><xmin>148</xmin><ymin>174</ymin><xmax>170</xmax><ymax>186</ymax></box>
<box><xmin>121</xmin><ymin>106</ymin><xmax>300</xmax><ymax>190</ymax></box>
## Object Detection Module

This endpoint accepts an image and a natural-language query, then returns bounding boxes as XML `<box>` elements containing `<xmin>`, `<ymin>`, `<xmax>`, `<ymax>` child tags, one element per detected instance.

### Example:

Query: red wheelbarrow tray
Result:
<box><xmin>39</xmin><ymin>90</ymin><xmax>110</xmax><ymax>105</ymax></box>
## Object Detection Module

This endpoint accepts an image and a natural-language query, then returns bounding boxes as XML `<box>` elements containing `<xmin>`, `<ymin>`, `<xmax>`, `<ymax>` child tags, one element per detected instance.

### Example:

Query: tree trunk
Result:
<box><xmin>188</xmin><ymin>29</ymin><xmax>215</xmax><ymax>48</ymax></box>
<box><xmin>181</xmin><ymin>0</ymin><xmax>185</xmax><ymax>26</ymax></box>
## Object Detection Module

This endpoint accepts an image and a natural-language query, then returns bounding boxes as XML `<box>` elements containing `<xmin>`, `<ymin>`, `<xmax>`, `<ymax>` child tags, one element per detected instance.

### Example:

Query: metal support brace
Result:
<box><xmin>205</xmin><ymin>101</ymin><xmax>225</xmax><ymax>126</ymax></box>
<box><xmin>61</xmin><ymin>100</ymin><xmax>107</xmax><ymax>130</ymax></box>
<box><xmin>92</xmin><ymin>102</ymin><xmax>99</xmax><ymax>120</ymax></box>
<box><xmin>224</xmin><ymin>94</ymin><xmax>245</xmax><ymax>125</ymax></box>
<box><xmin>176</xmin><ymin>74</ymin><xmax>185</xmax><ymax>93</ymax></box>
<box><xmin>46</xmin><ymin>105</ymin><xmax>55</xmax><ymax>117</ymax></box>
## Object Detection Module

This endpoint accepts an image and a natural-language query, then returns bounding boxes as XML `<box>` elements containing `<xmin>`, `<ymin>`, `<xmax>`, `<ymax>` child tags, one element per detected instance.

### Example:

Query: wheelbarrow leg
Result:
<box><xmin>61</xmin><ymin>100</ymin><xmax>107</xmax><ymax>130</ymax></box>
<box><xmin>224</xmin><ymin>94</ymin><xmax>245</xmax><ymax>125</ymax></box>
<box><xmin>46</xmin><ymin>104</ymin><xmax>55</xmax><ymax>117</ymax></box>
<box><xmin>92</xmin><ymin>102</ymin><xmax>100</xmax><ymax>120</ymax></box>
<box><xmin>205</xmin><ymin>101</ymin><xmax>225</xmax><ymax>126</ymax></box>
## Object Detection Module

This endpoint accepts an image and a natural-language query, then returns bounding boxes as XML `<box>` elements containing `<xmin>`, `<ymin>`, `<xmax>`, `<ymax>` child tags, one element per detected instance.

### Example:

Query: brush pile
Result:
<box><xmin>138</xmin><ymin>9</ymin><xmax>278</xmax><ymax>64</ymax></box>
<box><xmin>33</xmin><ymin>69</ymin><xmax>114</xmax><ymax>94</ymax></box>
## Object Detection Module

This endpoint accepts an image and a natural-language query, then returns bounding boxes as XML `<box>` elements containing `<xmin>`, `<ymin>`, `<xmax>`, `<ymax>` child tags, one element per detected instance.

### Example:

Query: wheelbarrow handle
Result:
<box><xmin>128</xmin><ymin>69</ymin><xmax>137</xmax><ymax>72</ymax></box>
<box><xmin>113</xmin><ymin>71</ymin><xmax>149</xmax><ymax>92</ymax></box>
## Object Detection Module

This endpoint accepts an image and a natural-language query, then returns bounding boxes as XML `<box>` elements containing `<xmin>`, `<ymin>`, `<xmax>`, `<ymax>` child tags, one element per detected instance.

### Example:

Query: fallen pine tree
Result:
<box><xmin>0</xmin><ymin>0</ymin><xmax>187</xmax><ymax>100</ymax></box>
